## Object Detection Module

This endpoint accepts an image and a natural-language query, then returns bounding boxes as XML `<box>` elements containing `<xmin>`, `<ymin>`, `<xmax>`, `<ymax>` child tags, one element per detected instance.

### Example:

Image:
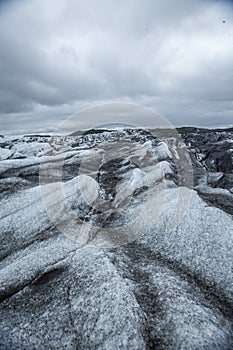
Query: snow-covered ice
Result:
<box><xmin>0</xmin><ymin>128</ymin><xmax>232</xmax><ymax>349</ymax></box>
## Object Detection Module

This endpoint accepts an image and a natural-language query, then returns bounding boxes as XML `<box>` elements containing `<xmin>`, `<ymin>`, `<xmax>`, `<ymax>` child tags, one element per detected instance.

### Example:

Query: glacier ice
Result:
<box><xmin>0</xmin><ymin>128</ymin><xmax>232</xmax><ymax>349</ymax></box>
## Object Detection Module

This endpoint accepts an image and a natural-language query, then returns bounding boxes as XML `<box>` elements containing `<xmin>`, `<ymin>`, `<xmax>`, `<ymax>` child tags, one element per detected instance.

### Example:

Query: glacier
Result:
<box><xmin>0</xmin><ymin>128</ymin><xmax>232</xmax><ymax>349</ymax></box>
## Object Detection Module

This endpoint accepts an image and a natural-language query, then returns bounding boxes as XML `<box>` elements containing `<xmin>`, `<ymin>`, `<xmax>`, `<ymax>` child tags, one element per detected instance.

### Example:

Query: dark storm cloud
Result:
<box><xmin>0</xmin><ymin>0</ymin><xmax>232</xmax><ymax>134</ymax></box>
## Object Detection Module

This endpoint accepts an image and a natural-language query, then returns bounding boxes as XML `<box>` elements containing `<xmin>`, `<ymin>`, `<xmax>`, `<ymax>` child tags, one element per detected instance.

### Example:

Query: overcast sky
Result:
<box><xmin>0</xmin><ymin>0</ymin><xmax>232</xmax><ymax>134</ymax></box>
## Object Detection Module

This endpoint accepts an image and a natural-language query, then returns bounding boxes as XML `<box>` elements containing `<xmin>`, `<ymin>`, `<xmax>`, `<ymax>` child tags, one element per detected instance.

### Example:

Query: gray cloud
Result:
<box><xmin>0</xmin><ymin>0</ymin><xmax>232</xmax><ymax>134</ymax></box>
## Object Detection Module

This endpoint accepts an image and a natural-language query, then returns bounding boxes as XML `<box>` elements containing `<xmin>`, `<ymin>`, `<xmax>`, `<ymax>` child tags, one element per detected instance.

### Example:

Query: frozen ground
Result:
<box><xmin>0</xmin><ymin>128</ymin><xmax>232</xmax><ymax>349</ymax></box>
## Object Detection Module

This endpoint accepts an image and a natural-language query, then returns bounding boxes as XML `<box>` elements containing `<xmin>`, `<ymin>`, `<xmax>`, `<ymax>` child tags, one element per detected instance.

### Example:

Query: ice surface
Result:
<box><xmin>155</xmin><ymin>141</ymin><xmax>173</xmax><ymax>161</ymax></box>
<box><xmin>11</xmin><ymin>142</ymin><xmax>53</xmax><ymax>158</ymax></box>
<box><xmin>0</xmin><ymin>129</ymin><xmax>232</xmax><ymax>349</ymax></box>
<box><xmin>0</xmin><ymin>148</ymin><xmax>12</xmax><ymax>161</ymax></box>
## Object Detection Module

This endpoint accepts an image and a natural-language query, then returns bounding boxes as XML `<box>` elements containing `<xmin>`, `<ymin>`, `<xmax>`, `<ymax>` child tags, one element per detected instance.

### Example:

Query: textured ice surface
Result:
<box><xmin>11</xmin><ymin>141</ymin><xmax>53</xmax><ymax>158</ymax></box>
<box><xmin>0</xmin><ymin>148</ymin><xmax>12</xmax><ymax>161</ymax></box>
<box><xmin>0</xmin><ymin>129</ymin><xmax>232</xmax><ymax>349</ymax></box>
<box><xmin>0</xmin><ymin>186</ymin><xmax>232</xmax><ymax>349</ymax></box>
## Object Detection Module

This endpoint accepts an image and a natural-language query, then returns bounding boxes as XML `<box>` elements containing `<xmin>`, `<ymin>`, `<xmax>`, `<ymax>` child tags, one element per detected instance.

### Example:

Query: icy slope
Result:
<box><xmin>0</xmin><ymin>128</ymin><xmax>232</xmax><ymax>349</ymax></box>
<box><xmin>0</xmin><ymin>185</ymin><xmax>232</xmax><ymax>349</ymax></box>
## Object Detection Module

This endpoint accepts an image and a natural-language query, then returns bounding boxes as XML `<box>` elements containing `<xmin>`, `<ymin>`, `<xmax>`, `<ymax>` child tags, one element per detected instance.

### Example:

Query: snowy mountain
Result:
<box><xmin>0</xmin><ymin>128</ymin><xmax>232</xmax><ymax>349</ymax></box>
